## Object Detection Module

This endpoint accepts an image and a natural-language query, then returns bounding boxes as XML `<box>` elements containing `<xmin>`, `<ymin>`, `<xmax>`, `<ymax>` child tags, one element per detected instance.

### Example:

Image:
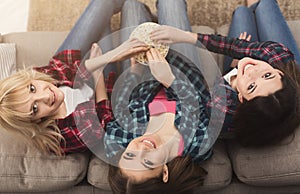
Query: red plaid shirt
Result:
<box><xmin>34</xmin><ymin>50</ymin><xmax>114</xmax><ymax>153</ymax></box>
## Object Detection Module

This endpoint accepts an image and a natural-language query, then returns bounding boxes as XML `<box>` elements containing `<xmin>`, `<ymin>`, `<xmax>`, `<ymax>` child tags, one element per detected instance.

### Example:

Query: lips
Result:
<box><xmin>141</xmin><ymin>138</ymin><xmax>156</xmax><ymax>149</ymax></box>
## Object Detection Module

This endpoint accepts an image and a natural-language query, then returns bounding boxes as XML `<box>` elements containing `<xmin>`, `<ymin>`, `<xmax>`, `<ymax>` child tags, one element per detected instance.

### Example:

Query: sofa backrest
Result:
<box><xmin>1</xmin><ymin>31</ymin><xmax>68</xmax><ymax>69</ymax></box>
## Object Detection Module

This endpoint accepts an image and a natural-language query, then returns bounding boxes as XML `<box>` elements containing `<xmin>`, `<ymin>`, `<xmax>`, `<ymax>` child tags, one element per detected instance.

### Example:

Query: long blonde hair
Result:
<box><xmin>0</xmin><ymin>68</ymin><xmax>65</xmax><ymax>156</ymax></box>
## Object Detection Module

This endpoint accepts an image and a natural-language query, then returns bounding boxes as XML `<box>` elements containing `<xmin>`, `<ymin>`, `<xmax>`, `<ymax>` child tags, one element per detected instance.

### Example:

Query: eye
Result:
<box><xmin>32</xmin><ymin>103</ymin><xmax>38</xmax><ymax>114</ymax></box>
<box><xmin>262</xmin><ymin>72</ymin><xmax>272</xmax><ymax>78</ymax></box>
<box><xmin>126</xmin><ymin>153</ymin><xmax>136</xmax><ymax>157</ymax></box>
<box><xmin>144</xmin><ymin>159</ymin><xmax>154</xmax><ymax>166</ymax></box>
<box><xmin>247</xmin><ymin>82</ymin><xmax>255</xmax><ymax>90</ymax></box>
<box><xmin>29</xmin><ymin>84</ymin><xmax>36</xmax><ymax>93</ymax></box>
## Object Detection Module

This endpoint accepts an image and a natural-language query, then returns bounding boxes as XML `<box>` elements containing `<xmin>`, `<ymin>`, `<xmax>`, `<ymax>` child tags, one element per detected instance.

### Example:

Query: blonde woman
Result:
<box><xmin>0</xmin><ymin>0</ymin><xmax>148</xmax><ymax>156</ymax></box>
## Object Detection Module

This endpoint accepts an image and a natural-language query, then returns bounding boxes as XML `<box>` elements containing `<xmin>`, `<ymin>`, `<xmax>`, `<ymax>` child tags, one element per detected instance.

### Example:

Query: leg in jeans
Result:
<box><xmin>120</xmin><ymin>0</ymin><xmax>153</xmax><ymax>70</ymax></box>
<box><xmin>223</xmin><ymin>6</ymin><xmax>258</xmax><ymax>74</ymax></box>
<box><xmin>57</xmin><ymin>0</ymin><xmax>125</xmax><ymax>75</ymax></box>
<box><xmin>253</xmin><ymin>0</ymin><xmax>300</xmax><ymax>64</ymax></box>
<box><xmin>56</xmin><ymin>0</ymin><xmax>125</xmax><ymax>57</ymax></box>
<box><xmin>157</xmin><ymin>0</ymin><xmax>201</xmax><ymax>67</ymax></box>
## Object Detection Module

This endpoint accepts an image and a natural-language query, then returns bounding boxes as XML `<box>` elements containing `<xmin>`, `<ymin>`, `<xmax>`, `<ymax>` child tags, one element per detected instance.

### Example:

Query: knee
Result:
<box><xmin>157</xmin><ymin>0</ymin><xmax>186</xmax><ymax>4</ymax></box>
<box><xmin>156</xmin><ymin>0</ymin><xmax>187</xmax><ymax>10</ymax></box>
<box><xmin>256</xmin><ymin>0</ymin><xmax>278</xmax><ymax>9</ymax></box>
<box><xmin>232</xmin><ymin>5</ymin><xmax>250</xmax><ymax>16</ymax></box>
<box><xmin>234</xmin><ymin>5</ymin><xmax>249</xmax><ymax>13</ymax></box>
<box><xmin>122</xmin><ymin>0</ymin><xmax>142</xmax><ymax>10</ymax></box>
<box><xmin>259</xmin><ymin>0</ymin><xmax>277</xmax><ymax>5</ymax></box>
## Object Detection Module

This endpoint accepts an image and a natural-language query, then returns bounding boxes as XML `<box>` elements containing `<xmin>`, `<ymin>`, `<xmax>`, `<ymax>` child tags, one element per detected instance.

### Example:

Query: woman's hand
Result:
<box><xmin>150</xmin><ymin>25</ymin><xmax>197</xmax><ymax>45</ymax></box>
<box><xmin>238</xmin><ymin>32</ymin><xmax>251</xmax><ymax>41</ymax></box>
<box><xmin>230</xmin><ymin>32</ymin><xmax>252</xmax><ymax>68</ymax></box>
<box><xmin>130</xmin><ymin>58</ymin><xmax>145</xmax><ymax>75</ymax></box>
<box><xmin>147</xmin><ymin>48</ymin><xmax>175</xmax><ymax>88</ymax></box>
<box><xmin>85</xmin><ymin>38</ymin><xmax>148</xmax><ymax>73</ymax></box>
<box><xmin>108</xmin><ymin>38</ymin><xmax>149</xmax><ymax>63</ymax></box>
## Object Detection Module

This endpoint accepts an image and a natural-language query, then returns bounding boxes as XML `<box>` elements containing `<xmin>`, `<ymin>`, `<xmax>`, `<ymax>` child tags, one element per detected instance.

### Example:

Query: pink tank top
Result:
<box><xmin>148</xmin><ymin>89</ymin><xmax>184</xmax><ymax>156</ymax></box>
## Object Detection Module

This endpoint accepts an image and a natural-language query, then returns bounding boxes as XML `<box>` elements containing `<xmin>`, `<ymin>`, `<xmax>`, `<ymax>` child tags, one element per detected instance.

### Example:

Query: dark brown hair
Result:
<box><xmin>234</xmin><ymin>60</ymin><xmax>300</xmax><ymax>147</ymax></box>
<box><xmin>108</xmin><ymin>155</ymin><xmax>207</xmax><ymax>194</ymax></box>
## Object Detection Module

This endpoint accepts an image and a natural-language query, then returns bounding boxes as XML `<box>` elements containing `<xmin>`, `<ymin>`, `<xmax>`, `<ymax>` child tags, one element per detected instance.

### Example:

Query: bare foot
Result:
<box><xmin>247</xmin><ymin>0</ymin><xmax>259</xmax><ymax>7</ymax></box>
<box><xmin>89</xmin><ymin>43</ymin><xmax>102</xmax><ymax>59</ymax></box>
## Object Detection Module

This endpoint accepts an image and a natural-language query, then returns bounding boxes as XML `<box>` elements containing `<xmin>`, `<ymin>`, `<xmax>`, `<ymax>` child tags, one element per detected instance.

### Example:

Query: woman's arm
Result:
<box><xmin>150</xmin><ymin>25</ymin><xmax>254</xmax><ymax>58</ymax></box>
<box><xmin>150</xmin><ymin>25</ymin><xmax>198</xmax><ymax>45</ymax></box>
<box><xmin>94</xmin><ymin>72</ymin><xmax>108</xmax><ymax>102</ymax></box>
<box><xmin>86</xmin><ymin>39</ymin><xmax>148</xmax><ymax>103</ymax></box>
<box><xmin>151</xmin><ymin>25</ymin><xmax>293</xmax><ymax>65</ymax></box>
<box><xmin>84</xmin><ymin>38</ymin><xmax>148</xmax><ymax>73</ymax></box>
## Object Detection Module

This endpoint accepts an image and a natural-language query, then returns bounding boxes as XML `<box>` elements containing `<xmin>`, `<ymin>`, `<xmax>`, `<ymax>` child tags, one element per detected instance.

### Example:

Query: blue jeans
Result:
<box><xmin>120</xmin><ymin>0</ymin><xmax>201</xmax><ymax>70</ymax></box>
<box><xmin>224</xmin><ymin>0</ymin><xmax>300</xmax><ymax>73</ymax></box>
<box><xmin>56</xmin><ymin>0</ymin><xmax>125</xmax><ymax>74</ymax></box>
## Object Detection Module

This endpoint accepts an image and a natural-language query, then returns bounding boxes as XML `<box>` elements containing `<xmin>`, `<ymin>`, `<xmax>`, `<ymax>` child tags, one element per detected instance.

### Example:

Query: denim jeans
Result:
<box><xmin>224</xmin><ymin>0</ymin><xmax>300</xmax><ymax>73</ymax></box>
<box><xmin>56</xmin><ymin>0</ymin><xmax>125</xmax><ymax>75</ymax></box>
<box><xmin>120</xmin><ymin>0</ymin><xmax>201</xmax><ymax>70</ymax></box>
<box><xmin>56</xmin><ymin>0</ymin><xmax>126</xmax><ymax>54</ymax></box>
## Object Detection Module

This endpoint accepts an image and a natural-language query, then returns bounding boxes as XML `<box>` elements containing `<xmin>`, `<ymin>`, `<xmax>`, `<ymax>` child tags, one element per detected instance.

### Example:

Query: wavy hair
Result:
<box><xmin>108</xmin><ymin>155</ymin><xmax>207</xmax><ymax>194</ymax></box>
<box><xmin>0</xmin><ymin>68</ymin><xmax>65</xmax><ymax>156</ymax></box>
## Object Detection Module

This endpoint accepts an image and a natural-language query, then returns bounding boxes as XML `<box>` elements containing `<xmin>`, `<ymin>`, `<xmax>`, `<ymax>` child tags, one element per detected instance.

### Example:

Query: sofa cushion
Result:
<box><xmin>87</xmin><ymin>140</ymin><xmax>232</xmax><ymax>192</ymax></box>
<box><xmin>227</xmin><ymin>126</ymin><xmax>300</xmax><ymax>186</ymax></box>
<box><xmin>87</xmin><ymin>155</ymin><xmax>111</xmax><ymax>191</ymax></box>
<box><xmin>196</xmin><ymin>140</ymin><xmax>232</xmax><ymax>192</ymax></box>
<box><xmin>0</xmin><ymin>129</ymin><xmax>90</xmax><ymax>192</ymax></box>
<box><xmin>0</xmin><ymin>43</ymin><xmax>16</xmax><ymax>80</ymax></box>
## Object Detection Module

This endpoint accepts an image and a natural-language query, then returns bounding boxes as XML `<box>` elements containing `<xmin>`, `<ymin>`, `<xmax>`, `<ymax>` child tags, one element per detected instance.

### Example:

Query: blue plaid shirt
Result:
<box><xmin>104</xmin><ymin>33</ymin><xmax>295</xmax><ymax>163</ymax></box>
<box><xmin>104</xmin><ymin>50</ymin><xmax>223</xmax><ymax>163</ymax></box>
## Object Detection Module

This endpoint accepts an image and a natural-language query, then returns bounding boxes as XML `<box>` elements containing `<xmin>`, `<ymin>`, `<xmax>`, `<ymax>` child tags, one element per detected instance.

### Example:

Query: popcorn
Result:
<box><xmin>130</xmin><ymin>22</ymin><xmax>169</xmax><ymax>65</ymax></box>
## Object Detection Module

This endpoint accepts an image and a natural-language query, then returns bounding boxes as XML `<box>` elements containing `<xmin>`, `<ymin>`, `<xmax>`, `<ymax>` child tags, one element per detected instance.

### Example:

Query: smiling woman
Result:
<box><xmin>103</xmin><ymin>0</ymin><xmax>300</xmax><ymax>193</ymax></box>
<box><xmin>234</xmin><ymin>57</ymin><xmax>284</xmax><ymax>102</ymax></box>
<box><xmin>149</xmin><ymin>0</ymin><xmax>300</xmax><ymax>148</ymax></box>
<box><xmin>105</xmin><ymin>1</ymin><xmax>221</xmax><ymax>193</ymax></box>
<box><xmin>149</xmin><ymin>22</ymin><xmax>300</xmax><ymax>147</ymax></box>
<box><xmin>0</xmin><ymin>0</ymin><xmax>150</xmax><ymax>156</ymax></box>
<box><xmin>15</xmin><ymin>79</ymin><xmax>66</xmax><ymax>122</ymax></box>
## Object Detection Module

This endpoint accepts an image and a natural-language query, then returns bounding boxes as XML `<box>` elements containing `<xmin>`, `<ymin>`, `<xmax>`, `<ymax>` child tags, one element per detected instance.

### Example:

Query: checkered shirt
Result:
<box><xmin>35</xmin><ymin>50</ymin><xmax>114</xmax><ymax>153</ymax></box>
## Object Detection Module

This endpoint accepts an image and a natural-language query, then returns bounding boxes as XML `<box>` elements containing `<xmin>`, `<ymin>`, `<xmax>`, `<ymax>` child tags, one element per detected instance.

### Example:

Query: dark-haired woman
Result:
<box><xmin>151</xmin><ymin>0</ymin><xmax>300</xmax><ymax>147</ymax></box>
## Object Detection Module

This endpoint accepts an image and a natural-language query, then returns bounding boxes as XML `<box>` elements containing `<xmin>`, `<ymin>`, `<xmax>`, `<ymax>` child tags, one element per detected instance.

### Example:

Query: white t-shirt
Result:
<box><xmin>59</xmin><ymin>83</ymin><xmax>94</xmax><ymax>116</ymax></box>
<box><xmin>223</xmin><ymin>68</ymin><xmax>237</xmax><ymax>85</ymax></box>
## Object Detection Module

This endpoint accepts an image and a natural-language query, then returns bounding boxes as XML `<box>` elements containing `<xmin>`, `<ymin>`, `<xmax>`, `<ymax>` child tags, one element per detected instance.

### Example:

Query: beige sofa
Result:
<box><xmin>0</xmin><ymin>21</ymin><xmax>300</xmax><ymax>194</ymax></box>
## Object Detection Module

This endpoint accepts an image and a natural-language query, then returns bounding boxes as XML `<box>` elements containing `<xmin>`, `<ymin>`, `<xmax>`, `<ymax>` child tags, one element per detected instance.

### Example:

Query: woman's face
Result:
<box><xmin>15</xmin><ymin>79</ymin><xmax>65</xmax><ymax>121</ymax></box>
<box><xmin>119</xmin><ymin>134</ymin><xmax>169</xmax><ymax>182</ymax></box>
<box><xmin>236</xmin><ymin>57</ymin><xmax>283</xmax><ymax>102</ymax></box>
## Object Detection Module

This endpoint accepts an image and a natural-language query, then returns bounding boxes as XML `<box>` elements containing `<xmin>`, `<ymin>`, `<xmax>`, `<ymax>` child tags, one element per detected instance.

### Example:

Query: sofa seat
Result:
<box><xmin>0</xmin><ymin>129</ymin><xmax>89</xmax><ymax>193</ymax></box>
